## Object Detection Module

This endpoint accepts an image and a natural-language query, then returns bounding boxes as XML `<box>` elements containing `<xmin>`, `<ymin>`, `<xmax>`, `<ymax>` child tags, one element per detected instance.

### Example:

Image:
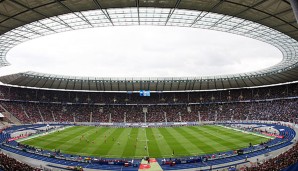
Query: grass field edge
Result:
<box><xmin>217</xmin><ymin>124</ymin><xmax>274</xmax><ymax>139</ymax></box>
<box><xmin>17</xmin><ymin>125</ymin><xmax>73</xmax><ymax>143</ymax></box>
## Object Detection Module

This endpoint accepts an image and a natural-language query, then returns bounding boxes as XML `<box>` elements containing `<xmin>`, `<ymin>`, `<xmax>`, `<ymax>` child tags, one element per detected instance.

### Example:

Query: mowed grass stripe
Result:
<box><xmin>134</xmin><ymin>128</ymin><xmax>148</xmax><ymax>157</ymax></box>
<box><xmin>151</xmin><ymin>128</ymin><xmax>173</xmax><ymax>157</ymax></box>
<box><xmin>198</xmin><ymin>126</ymin><xmax>246</xmax><ymax>147</ymax></box>
<box><xmin>47</xmin><ymin>127</ymin><xmax>98</xmax><ymax>154</ymax></box>
<box><xmin>22</xmin><ymin>126</ymin><xmax>90</xmax><ymax>149</ymax></box>
<box><xmin>207</xmin><ymin>125</ymin><xmax>267</xmax><ymax>145</ymax></box>
<box><xmin>122</xmin><ymin>128</ymin><xmax>139</xmax><ymax>157</ymax></box>
<box><xmin>107</xmin><ymin>128</ymin><xmax>132</xmax><ymax>157</ymax></box>
<box><xmin>166</xmin><ymin>127</ymin><xmax>204</xmax><ymax>156</ymax></box>
<box><xmin>90</xmin><ymin>127</ymin><xmax>115</xmax><ymax>156</ymax></box>
<box><xmin>22</xmin><ymin>126</ymin><xmax>79</xmax><ymax>144</ymax></box>
<box><xmin>61</xmin><ymin>127</ymin><xmax>116</xmax><ymax>157</ymax></box>
<box><xmin>82</xmin><ymin>127</ymin><xmax>115</xmax><ymax>157</ymax></box>
<box><xmin>201</xmin><ymin>126</ymin><xmax>266</xmax><ymax>147</ymax></box>
<box><xmin>182</xmin><ymin>127</ymin><xmax>223</xmax><ymax>147</ymax></box>
<box><xmin>146</xmin><ymin>128</ymin><xmax>162</xmax><ymax>157</ymax></box>
<box><xmin>175</xmin><ymin>127</ymin><xmax>215</xmax><ymax>155</ymax></box>
<box><xmin>189</xmin><ymin>126</ymin><xmax>242</xmax><ymax>151</ymax></box>
<box><xmin>64</xmin><ymin>127</ymin><xmax>102</xmax><ymax>154</ymax></box>
<box><xmin>158</xmin><ymin>127</ymin><xmax>190</xmax><ymax>157</ymax></box>
<box><xmin>46</xmin><ymin>126</ymin><xmax>91</xmax><ymax>144</ymax></box>
<box><xmin>98</xmin><ymin>128</ymin><xmax>126</xmax><ymax>157</ymax></box>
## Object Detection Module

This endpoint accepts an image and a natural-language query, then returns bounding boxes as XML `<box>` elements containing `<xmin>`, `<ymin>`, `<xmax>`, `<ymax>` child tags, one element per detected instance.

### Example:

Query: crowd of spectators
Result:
<box><xmin>0</xmin><ymin>98</ymin><xmax>297</xmax><ymax>124</ymax></box>
<box><xmin>0</xmin><ymin>82</ymin><xmax>297</xmax><ymax>104</ymax></box>
<box><xmin>0</xmin><ymin>82</ymin><xmax>297</xmax><ymax>124</ymax></box>
<box><xmin>0</xmin><ymin>153</ymin><xmax>41</xmax><ymax>171</ymax></box>
<box><xmin>246</xmin><ymin>142</ymin><xmax>298</xmax><ymax>171</ymax></box>
<box><xmin>0</xmin><ymin>83</ymin><xmax>297</xmax><ymax>170</ymax></box>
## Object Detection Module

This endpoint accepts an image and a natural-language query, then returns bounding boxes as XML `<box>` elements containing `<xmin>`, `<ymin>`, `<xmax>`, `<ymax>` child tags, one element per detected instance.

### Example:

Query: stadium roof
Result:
<box><xmin>0</xmin><ymin>0</ymin><xmax>298</xmax><ymax>91</ymax></box>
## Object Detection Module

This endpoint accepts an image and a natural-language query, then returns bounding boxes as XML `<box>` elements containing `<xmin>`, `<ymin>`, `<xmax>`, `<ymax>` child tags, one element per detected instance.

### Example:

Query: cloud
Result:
<box><xmin>1</xmin><ymin>26</ymin><xmax>282</xmax><ymax>78</ymax></box>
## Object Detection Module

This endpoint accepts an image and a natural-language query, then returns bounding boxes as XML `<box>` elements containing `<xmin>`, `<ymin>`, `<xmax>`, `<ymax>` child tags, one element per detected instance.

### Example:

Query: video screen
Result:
<box><xmin>140</xmin><ymin>90</ymin><xmax>150</xmax><ymax>96</ymax></box>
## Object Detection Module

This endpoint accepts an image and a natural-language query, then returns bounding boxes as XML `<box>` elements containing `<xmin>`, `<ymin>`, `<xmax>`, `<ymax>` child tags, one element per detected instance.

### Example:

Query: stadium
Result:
<box><xmin>0</xmin><ymin>0</ymin><xmax>297</xmax><ymax>171</ymax></box>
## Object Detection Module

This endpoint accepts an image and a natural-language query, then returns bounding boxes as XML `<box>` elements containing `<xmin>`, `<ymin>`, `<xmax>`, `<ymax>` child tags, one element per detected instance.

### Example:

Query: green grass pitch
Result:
<box><xmin>20</xmin><ymin>125</ymin><xmax>269</xmax><ymax>158</ymax></box>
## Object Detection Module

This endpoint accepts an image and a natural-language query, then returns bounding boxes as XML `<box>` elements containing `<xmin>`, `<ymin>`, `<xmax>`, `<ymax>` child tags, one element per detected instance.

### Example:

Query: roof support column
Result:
<box><xmin>290</xmin><ymin>0</ymin><xmax>298</xmax><ymax>23</ymax></box>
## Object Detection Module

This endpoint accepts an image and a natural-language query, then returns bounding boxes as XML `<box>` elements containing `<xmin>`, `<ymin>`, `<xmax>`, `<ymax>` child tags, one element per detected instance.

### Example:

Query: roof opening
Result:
<box><xmin>5</xmin><ymin>26</ymin><xmax>282</xmax><ymax>77</ymax></box>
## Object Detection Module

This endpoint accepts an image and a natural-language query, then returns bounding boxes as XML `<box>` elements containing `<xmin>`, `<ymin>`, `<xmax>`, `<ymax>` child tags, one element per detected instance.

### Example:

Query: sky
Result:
<box><xmin>0</xmin><ymin>26</ymin><xmax>282</xmax><ymax>78</ymax></box>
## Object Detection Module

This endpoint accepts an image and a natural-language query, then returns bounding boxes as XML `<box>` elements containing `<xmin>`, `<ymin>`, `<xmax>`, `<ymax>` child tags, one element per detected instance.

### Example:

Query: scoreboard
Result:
<box><xmin>140</xmin><ymin>90</ymin><xmax>150</xmax><ymax>96</ymax></box>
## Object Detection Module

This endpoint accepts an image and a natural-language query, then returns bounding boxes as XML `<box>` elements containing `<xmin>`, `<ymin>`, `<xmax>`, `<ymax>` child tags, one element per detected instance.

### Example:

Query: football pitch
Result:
<box><xmin>20</xmin><ymin>125</ymin><xmax>269</xmax><ymax>158</ymax></box>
